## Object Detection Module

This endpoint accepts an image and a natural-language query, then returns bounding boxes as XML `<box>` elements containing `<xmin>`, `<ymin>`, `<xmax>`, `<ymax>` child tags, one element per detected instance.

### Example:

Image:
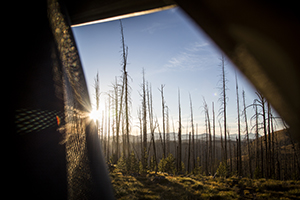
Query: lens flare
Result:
<box><xmin>89</xmin><ymin>109</ymin><xmax>101</xmax><ymax>121</ymax></box>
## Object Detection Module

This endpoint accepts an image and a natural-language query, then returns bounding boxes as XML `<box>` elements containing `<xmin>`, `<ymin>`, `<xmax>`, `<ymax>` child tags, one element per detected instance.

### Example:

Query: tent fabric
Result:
<box><xmin>12</xmin><ymin>0</ymin><xmax>114</xmax><ymax>199</ymax></box>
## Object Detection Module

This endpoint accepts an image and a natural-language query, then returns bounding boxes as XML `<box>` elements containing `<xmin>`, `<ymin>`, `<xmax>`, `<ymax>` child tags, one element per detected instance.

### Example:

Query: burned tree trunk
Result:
<box><xmin>119</xmin><ymin>20</ymin><xmax>130</xmax><ymax>158</ymax></box>
<box><xmin>178</xmin><ymin>89</ymin><xmax>182</xmax><ymax>172</ymax></box>
<box><xmin>159</xmin><ymin>84</ymin><xmax>166</xmax><ymax>158</ymax></box>
<box><xmin>243</xmin><ymin>90</ymin><xmax>253</xmax><ymax>178</ymax></box>
<box><xmin>235</xmin><ymin>72</ymin><xmax>242</xmax><ymax>176</ymax></box>
<box><xmin>189</xmin><ymin>94</ymin><xmax>195</xmax><ymax>171</ymax></box>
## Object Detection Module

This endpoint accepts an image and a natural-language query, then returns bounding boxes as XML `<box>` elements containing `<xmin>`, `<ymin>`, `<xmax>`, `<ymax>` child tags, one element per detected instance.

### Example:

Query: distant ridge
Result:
<box><xmin>114</xmin><ymin>132</ymin><xmax>261</xmax><ymax>142</ymax></box>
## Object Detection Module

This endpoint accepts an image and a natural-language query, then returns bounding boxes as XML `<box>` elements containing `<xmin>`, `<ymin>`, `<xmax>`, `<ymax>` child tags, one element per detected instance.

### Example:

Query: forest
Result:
<box><xmin>92</xmin><ymin>20</ymin><xmax>300</xmax><ymax>199</ymax></box>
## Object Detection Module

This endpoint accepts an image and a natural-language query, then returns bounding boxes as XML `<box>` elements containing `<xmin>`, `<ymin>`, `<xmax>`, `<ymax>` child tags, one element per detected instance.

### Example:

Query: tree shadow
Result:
<box><xmin>135</xmin><ymin>175</ymin><xmax>201</xmax><ymax>200</ymax></box>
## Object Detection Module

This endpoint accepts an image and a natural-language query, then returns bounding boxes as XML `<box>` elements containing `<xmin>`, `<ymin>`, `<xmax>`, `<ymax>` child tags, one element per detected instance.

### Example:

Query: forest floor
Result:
<box><xmin>109</xmin><ymin>166</ymin><xmax>300</xmax><ymax>200</ymax></box>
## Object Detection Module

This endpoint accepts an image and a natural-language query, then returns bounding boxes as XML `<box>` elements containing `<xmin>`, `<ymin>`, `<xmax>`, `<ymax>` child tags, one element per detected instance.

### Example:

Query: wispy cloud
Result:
<box><xmin>185</xmin><ymin>42</ymin><xmax>209</xmax><ymax>52</ymax></box>
<box><xmin>164</xmin><ymin>42</ymin><xmax>214</xmax><ymax>71</ymax></box>
<box><xmin>141</xmin><ymin>22</ymin><xmax>165</xmax><ymax>34</ymax></box>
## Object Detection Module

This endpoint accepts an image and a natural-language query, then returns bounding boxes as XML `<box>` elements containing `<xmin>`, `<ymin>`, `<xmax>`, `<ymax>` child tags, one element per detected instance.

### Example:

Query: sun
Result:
<box><xmin>89</xmin><ymin>109</ymin><xmax>102</xmax><ymax>121</ymax></box>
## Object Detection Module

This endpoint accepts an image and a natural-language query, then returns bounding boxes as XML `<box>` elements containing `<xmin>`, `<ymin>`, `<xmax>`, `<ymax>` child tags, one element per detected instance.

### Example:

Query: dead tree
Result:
<box><xmin>218</xmin><ymin>54</ymin><xmax>228</xmax><ymax>165</ymax></box>
<box><xmin>235</xmin><ymin>72</ymin><xmax>242</xmax><ymax>176</ymax></box>
<box><xmin>94</xmin><ymin>72</ymin><xmax>100</xmax><ymax>111</ymax></box>
<box><xmin>107</xmin><ymin>95</ymin><xmax>111</xmax><ymax>161</ymax></box>
<box><xmin>243</xmin><ymin>90</ymin><xmax>253</xmax><ymax>178</ymax></box>
<box><xmin>166</xmin><ymin>106</ymin><xmax>170</xmax><ymax>155</ymax></box>
<box><xmin>137</xmin><ymin>107</ymin><xmax>142</xmax><ymax>161</ymax></box>
<box><xmin>113</xmin><ymin>76</ymin><xmax>123</xmax><ymax>161</ymax></box>
<box><xmin>212</xmin><ymin>102</ymin><xmax>216</xmax><ymax>173</ymax></box>
<box><xmin>203</xmin><ymin>97</ymin><xmax>212</xmax><ymax>174</ymax></box>
<box><xmin>188</xmin><ymin>131</ymin><xmax>191</xmax><ymax>173</ymax></box>
<box><xmin>141</xmin><ymin>69</ymin><xmax>147</xmax><ymax>170</ymax></box>
<box><xmin>228</xmin><ymin>131</ymin><xmax>232</xmax><ymax>173</ymax></box>
<box><xmin>189</xmin><ymin>94</ymin><xmax>195</xmax><ymax>171</ymax></box>
<box><xmin>94</xmin><ymin>72</ymin><xmax>100</xmax><ymax>143</ymax></box>
<box><xmin>159</xmin><ymin>84</ymin><xmax>166</xmax><ymax>158</ymax></box>
<box><xmin>172</xmin><ymin>118</ymin><xmax>177</xmax><ymax>167</ymax></box>
<box><xmin>147</xmin><ymin>82</ymin><xmax>158</xmax><ymax>173</ymax></box>
<box><xmin>178</xmin><ymin>88</ymin><xmax>182</xmax><ymax>172</ymax></box>
<box><xmin>119</xmin><ymin>20</ymin><xmax>130</xmax><ymax>158</ymax></box>
<box><xmin>253</xmin><ymin>91</ymin><xmax>267</xmax><ymax>178</ymax></box>
<box><xmin>219</xmin><ymin>121</ymin><xmax>224</xmax><ymax>161</ymax></box>
<box><xmin>104</xmin><ymin>100</ymin><xmax>107</xmax><ymax>158</ymax></box>
<box><xmin>267</xmin><ymin>102</ymin><xmax>273</xmax><ymax>176</ymax></box>
<box><xmin>255</xmin><ymin>105</ymin><xmax>260</xmax><ymax>173</ymax></box>
<box><xmin>204</xmin><ymin>112</ymin><xmax>208</xmax><ymax>175</ymax></box>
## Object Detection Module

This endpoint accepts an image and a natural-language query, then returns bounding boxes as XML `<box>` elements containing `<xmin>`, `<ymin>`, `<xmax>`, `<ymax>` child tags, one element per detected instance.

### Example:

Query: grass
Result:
<box><xmin>109</xmin><ymin>167</ymin><xmax>300</xmax><ymax>199</ymax></box>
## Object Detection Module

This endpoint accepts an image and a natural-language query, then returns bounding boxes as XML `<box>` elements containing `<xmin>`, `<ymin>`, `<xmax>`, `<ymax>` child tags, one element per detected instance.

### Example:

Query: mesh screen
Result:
<box><xmin>14</xmin><ymin>1</ymin><xmax>114</xmax><ymax>199</ymax></box>
<box><xmin>16</xmin><ymin>108</ymin><xmax>64</xmax><ymax>134</ymax></box>
<box><xmin>48</xmin><ymin>0</ymin><xmax>93</xmax><ymax>199</ymax></box>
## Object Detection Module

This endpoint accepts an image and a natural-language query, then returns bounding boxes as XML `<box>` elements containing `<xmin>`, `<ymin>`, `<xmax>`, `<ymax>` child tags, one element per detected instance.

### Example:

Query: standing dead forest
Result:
<box><xmin>93</xmin><ymin>20</ymin><xmax>300</xmax><ymax>182</ymax></box>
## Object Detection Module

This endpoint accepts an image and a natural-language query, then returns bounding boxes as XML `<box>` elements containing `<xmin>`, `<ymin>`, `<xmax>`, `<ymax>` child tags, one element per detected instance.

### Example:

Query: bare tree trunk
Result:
<box><xmin>137</xmin><ymin>108</ymin><xmax>142</xmax><ymax>161</ymax></box>
<box><xmin>114</xmin><ymin>77</ymin><xmax>122</xmax><ymax>161</ymax></box>
<box><xmin>107</xmin><ymin>95</ymin><xmax>111</xmax><ymax>161</ymax></box>
<box><xmin>275</xmin><ymin>128</ymin><xmax>281</xmax><ymax>179</ymax></box>
<box><xmin>147</xmin><ymin>83</ymin><xmax>158</xmax><ymax>173</ymax></box>
<box><xmin>219</xmin><ymin>121</ymin><xmax>224</xmax><ymax>161</ymax></box>
<box><xmin>142</xmin><ymin>69</ymin><xmax>147</xmax><ymax>171</ymax></box>
<box><xmin>166</xmin><ymin>106</ymin><xmax>170</xmax><ymax>155</ymax></box>
<box><xmin>243</xmin><ymin>90</ymin><xmax>253</xmax><ymax>178</ymax></box>
<box><xmin>196</xmin><ymin>123</ymin><xmax>199</xmax><ymax>163</ymax></box>
<box><xmin>101</xmin><ymin>110</ymin><xmax>104</xmax><ymax>151</ymax></box>
<box><xmin>261</xmin><ymin>129</ymin><xmax>264</xmax><ymax>178</ymax></box>
<box><xmin>189</xmin><ymin>94</ymin><xmax>195</xmax><ymax>171</ymax></box>
<box><xmin>267</xmin><ymin>102</ymin><xmax>272</xmax><ymax>177</ymax></box>
<box><xmin>94</xmin><ymin>72</ymin><xmax>101</xmax><ymax>154</ymax></box>
<box><xmin>235</xmin><ymin>72</ymin><xmax>242</xmax><ymax>176</ymax></box>
<box><xmin>205</xmin><ymin>114</ymin><xmax>208</xmax><ymax>175</ymax></box>
<box><xmin>254</xmin><ymin>92</ymin><xmax>267</xmax><ymax>178</ymax></box>
<box><xmin>236</xmin><ymin>137</ymin><xmax>239</xmax><ymax>174</ymax></box>
<box><xmin>228</xmin><ymin>131</ymin><xmax>232</xmax><ymax>173</ymax></box>
<box><xmin>159</xmin><ymin>84</ymin><xmax>166</xmax><ymax>158</ymax></box>
<box><xmin>172</xmin><ymin>118</ymin><xmax>177</xmax><ymax>169</ymax></box>
<box><xmin>212</xmin><ymin>102</ymin><xmax>216</xmax><ymax>174</ymax></box>
<box><xmin>255</xmin><ymin>105</ymin><xmax>259</xmax><ymax>175</ymax></box>
<box><xmin>188</xmin><ymin>131</ymin><xmax>191</xmax><ymax>173</ymax></box>
<box><xmin>119</xmin><ymin>20</ymin><xmax>130</xmax><ymax>159</ymax></box>
<box><xmin>178</xmin><ymin>88</ymin><xmax>182</xmax><ymax>172</ymax></box>
<box><xmin>203</xmin><ymin>98</ymin><xmax>212</xmax><ymax>174</ymax></box>
<box><xmin>113</xmin><ymin>78</ymin><xmax>118</xmax><ymax>161</ymax></box>
<box><xmin>122</xmin><ymin>111</ymin><xmax>125</xmax><ymax>157</ymax></box>
<box><xmin>104</xmin><ymin>100</ymin><xmax>107</xmax><ymax>159</ymax></box>
<box><xmin>271</xmin><ymin>112</ymin><xmax>275</xmax><ymax>178</ymax></box>
<box><xmin>261</xmin><ymin>94</ymin><xmax>268</xmax><ymax>178</ymax></box>
<box><xmin>219</xmin><ymin>54</ymin><xmax>228</xmax><ymax>165</ymax></box>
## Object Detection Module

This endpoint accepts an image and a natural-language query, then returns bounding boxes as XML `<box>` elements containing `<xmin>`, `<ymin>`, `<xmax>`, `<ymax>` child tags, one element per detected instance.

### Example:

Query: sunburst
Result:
<box><xmin>89</xmin><ymin>109</ymin><xmax>102</xmax><ymax>121</ymax></box>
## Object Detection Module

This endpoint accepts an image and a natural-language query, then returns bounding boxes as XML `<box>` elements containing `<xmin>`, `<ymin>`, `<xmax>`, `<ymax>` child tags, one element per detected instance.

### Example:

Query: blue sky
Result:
<box><xmin>72</xmin><ymin>7</ymin><xmax>261</xmax><ymax>136</ymax></box>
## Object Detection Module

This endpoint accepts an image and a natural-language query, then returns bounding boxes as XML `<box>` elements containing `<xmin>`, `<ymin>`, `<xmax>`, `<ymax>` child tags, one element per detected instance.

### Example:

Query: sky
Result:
<box><xmin>72</xmin><ymin>7</ymin><xmax>263</xmax><ymax>136</ymax></box>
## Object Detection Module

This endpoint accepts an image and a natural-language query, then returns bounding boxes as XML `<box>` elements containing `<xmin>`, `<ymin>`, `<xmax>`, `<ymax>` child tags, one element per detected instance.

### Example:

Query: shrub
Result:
<box><xmin>192</xmin><ymin>157</ymin><xmax>202</xmax><ymax>175</ymax></box>
<box><xmin>149</xmin><ymin>156</ymin><xmax>157</xmax><ymax>172</ymax></box>
<box><xmin>158</xmin><ymin>153</ymin><xmax>176</xmax><ymax>174</ymax></box>
<box><xmin>128</xmin><ymin>151</ymin><xmax>139</xmax><ymax>174</ymax></box>
<box><xmin>216</xmin><ymin>161</ymin><xmax>227</xmax><ymax>178</ymax></box>
<box><xmin>139</xmin><ymin>160</ymin><xmax>147</xmax><ymax>174</ymax></box>
<box><xmin>254</xmin><ymin>167</ymin><xmax>261</xmax><ymax>179</ymax></box>
<box><xmin>117</xmin><ymin>154</ymin><xmax>127</xmax><ymax>173</ymax></box>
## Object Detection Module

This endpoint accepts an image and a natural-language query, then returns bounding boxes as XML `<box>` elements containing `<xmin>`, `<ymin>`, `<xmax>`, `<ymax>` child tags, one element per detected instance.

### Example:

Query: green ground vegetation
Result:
<box><xmin>109</xmin><ymin>164</ymin><xmax>300</xmax><ymax>200</ymax></box>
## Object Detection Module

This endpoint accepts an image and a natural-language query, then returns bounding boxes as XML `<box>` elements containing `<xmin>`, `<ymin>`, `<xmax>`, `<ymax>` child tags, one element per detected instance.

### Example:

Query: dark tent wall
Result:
<box><xmin>11</xmin><ymin>0</ymin><xmax>114</xmax><ymax>199</ymax></box>
<box><xmin>12</xmin><ymin>1</ymin><xmax>68</xmax><ymax>199</ymax></box>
